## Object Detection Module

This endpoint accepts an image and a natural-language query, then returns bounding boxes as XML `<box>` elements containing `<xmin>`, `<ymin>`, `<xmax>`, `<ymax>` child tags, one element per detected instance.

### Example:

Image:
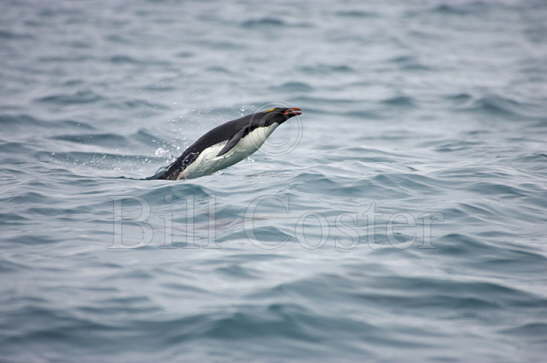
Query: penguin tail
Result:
<box><xmin>146</xmin><ymin>166</ymin><xmax>171</xmax><ymax>180</ymax></box>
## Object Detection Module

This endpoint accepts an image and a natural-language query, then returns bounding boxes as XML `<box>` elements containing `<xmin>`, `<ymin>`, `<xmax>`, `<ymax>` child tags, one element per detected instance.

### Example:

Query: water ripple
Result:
<box><xmin>36</xmin><ymin>90</ymin><xmax>104</xmax><ymax>105</ymax></box>
<box><xmin>241</xmin><ymin>17</ymin><xmax>286</xmax><ymax>28</ymax></box>
<box><xmin>2</xmin><ymin>0</ymin><xmax>547</xmax><ymax>361</ymax></box>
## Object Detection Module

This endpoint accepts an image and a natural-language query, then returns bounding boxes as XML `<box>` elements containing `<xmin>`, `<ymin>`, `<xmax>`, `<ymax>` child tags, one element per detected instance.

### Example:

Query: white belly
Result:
<box><xmin>179</xmin><ymin>124</ymin><xmax>278</xmax><ymax>179</ymax></box>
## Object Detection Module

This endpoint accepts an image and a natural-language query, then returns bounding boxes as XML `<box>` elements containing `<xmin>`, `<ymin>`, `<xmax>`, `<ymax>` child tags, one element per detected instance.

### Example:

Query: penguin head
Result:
<box><xmin>255</xmin><ymin>107</ymin><xmax>302</xmax><ymax>126</ymax></box>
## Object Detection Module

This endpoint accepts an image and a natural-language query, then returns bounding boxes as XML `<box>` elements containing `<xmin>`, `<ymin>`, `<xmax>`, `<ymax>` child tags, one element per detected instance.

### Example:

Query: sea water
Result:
<box><xmin>1</xmin><ymin>0</ymin><xmax>547</xmax><ymax>361</ymax></box>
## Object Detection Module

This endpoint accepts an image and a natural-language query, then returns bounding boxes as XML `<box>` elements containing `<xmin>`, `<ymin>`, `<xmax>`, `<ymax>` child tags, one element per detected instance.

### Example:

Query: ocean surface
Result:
<box><xmin>1</xmin><ymin>0</ymin><xmax>547</xmax><ymax>361</ymax></box>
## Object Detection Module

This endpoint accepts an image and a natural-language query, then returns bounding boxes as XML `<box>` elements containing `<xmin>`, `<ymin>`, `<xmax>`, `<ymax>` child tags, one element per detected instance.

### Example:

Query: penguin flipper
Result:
<box><xmin>216</xmin><ymin>126</ymin><xmax>250</xmax><ymax>157</ymax></box>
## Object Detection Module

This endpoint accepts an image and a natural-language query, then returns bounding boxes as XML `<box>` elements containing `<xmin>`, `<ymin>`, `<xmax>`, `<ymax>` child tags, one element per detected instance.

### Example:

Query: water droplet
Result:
<box><xmin>154</xmin><ymin>147</ymin><xmax>169</xmax><ymax>157</ymax></box>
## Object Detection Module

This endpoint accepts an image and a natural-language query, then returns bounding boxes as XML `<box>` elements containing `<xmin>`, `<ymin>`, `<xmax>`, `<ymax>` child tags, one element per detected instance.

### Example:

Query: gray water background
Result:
<box><xmin>1</xmin><ymin>0</ymin><xmax>547</xmax><ymax>362</ymax></box>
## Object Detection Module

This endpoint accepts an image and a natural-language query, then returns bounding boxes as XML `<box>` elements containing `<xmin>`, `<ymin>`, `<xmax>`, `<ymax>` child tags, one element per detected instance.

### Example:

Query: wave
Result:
<box><xmin>271</xmin><ymin>81</ymin><xmax>314</xmax><ymax>93</ymax></box>
<box><xmin>0</xmin><ymin>114</ymin><xmax>95</xmax><ymax>132</ymax></box>
<box><xmin>335</xmin><ymin>10</ymin><xmax>378</xmax><ymax>18</ymax></box>
<box><xmin>457</xmin><ymin>94</ymin><xmax>546</xmax><ymax>121</ymax></box>
<box><xmin>0</xmin><ymin>212</ymin><xmax>28</xmax><ymax>226</ymax></box>
<box><xmin>500</xmin><ymin>322</ymin><xmax>547</xmax><ymax>337</ymax></box>
<box><xmin>389</xmin><ymin>55</ymin><xmax>430</xmax><ymax>71</ymax></box>
<box><xmin>108</xmin><ymin>55</ymin><xmax>171</xmax><ymax>66</ymax></box>
<box><xmin>217</xmin><ymin>225</ymin><xmax>297</xmax><ymax>244</ymax></box>
<box><xmin>105</xmin><ymin>98</ymin><xmax>170</xmax><ymax>111</ymax></box>
<box><xmin>0</xmin><ymin>141</ymin><xmax>35</xmax><ymax>154</ymax></box>
<box><xmin>298</xmin><ymin>64</ymin><xmax>354</xmax><ymax>74</ymax></box>
<box><xmin>0</xmin><ymin>29</ymin><xmax>33</xmax><ymax>40</ymax></box>
<box><xmin>4</xmin><ymin>234</ymin><xmax>58</xmax><ymax>245</ymax></box>
<box><xmin>241</xmin><ymin>17</ymin><xmax>285</xmax><ymax>28</ymax></box>
<box><xmin>1</xmin><ymin>191</ymin><xmax>53</xmax><ymax>204</ymax></box>
<box><xmin>380</xmin><ymin>95</ymin><xmax>416</xmax><ymax>107</ymax></box>
<box><xmin>430</xmin><ymin>1</ymin><xmax>511</xmax><ymax>16</ymax></box>
<box><xmin>136</xmin><ymin>183</ymin><xmax>213</xmax><ymax>204</ymax></box>
<box><xmin>35</xmin><ymin>151</ymin><xmax>165</xmax><ymax>172</ymax></box>
<box><xmin>51</xmin><ymin>133</ymin><xmax>130</xmax><ymax>148</ymax></box>
<box><xmin>36</xmin><ymin>90</ymin><xmax>104</xmax><ymax>105</ymax></box>
<box><xmin>289</xmin><ymin>171</ymin><xmax>409</xmax><ymax>198</ymax></box>
<box><xmin>467</xmin><ymin>182</ymin><xmax>527</xmax><ymax>197</ymax></box>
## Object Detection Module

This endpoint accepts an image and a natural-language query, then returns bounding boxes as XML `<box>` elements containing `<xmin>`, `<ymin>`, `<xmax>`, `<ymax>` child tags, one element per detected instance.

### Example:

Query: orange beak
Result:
<box><xmin>283</xmin><ymin>107</ymin><xmax>302</xmax><ymax>116</ymax></box>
